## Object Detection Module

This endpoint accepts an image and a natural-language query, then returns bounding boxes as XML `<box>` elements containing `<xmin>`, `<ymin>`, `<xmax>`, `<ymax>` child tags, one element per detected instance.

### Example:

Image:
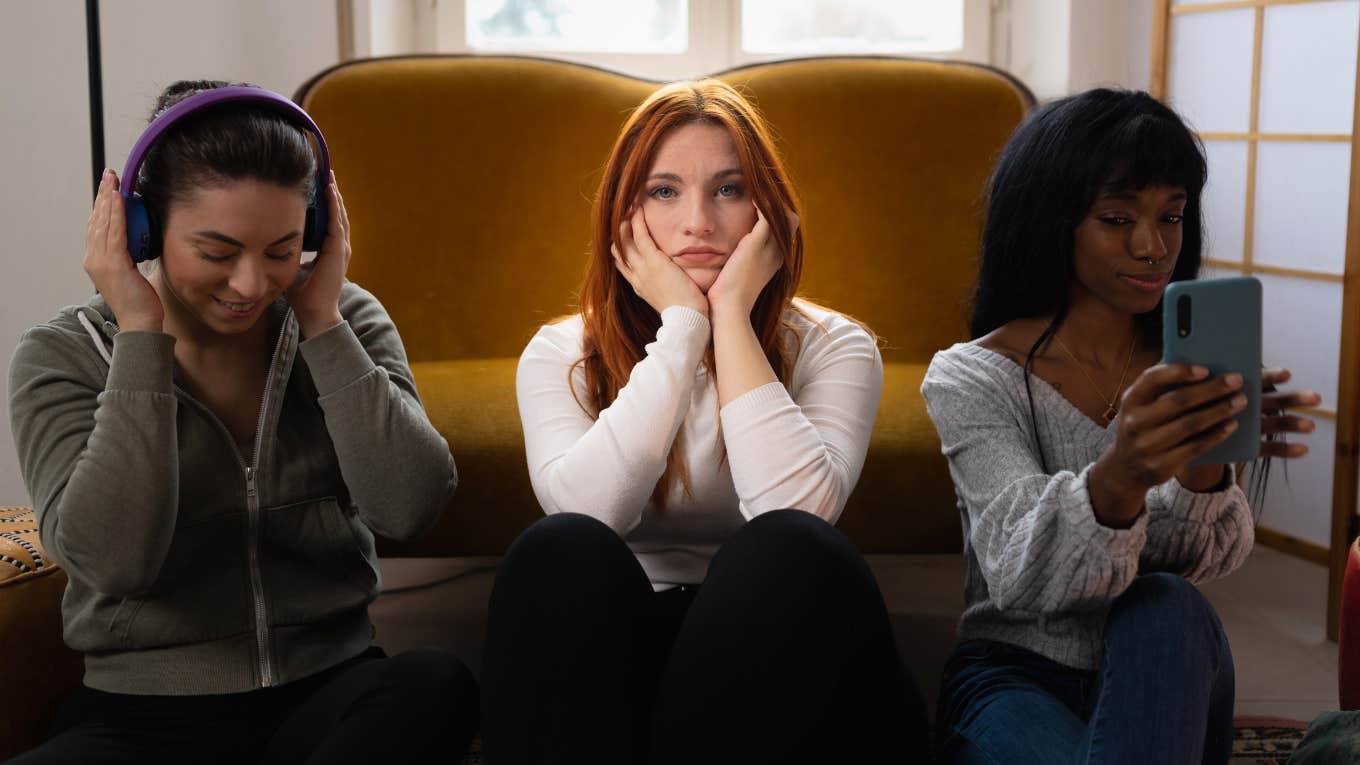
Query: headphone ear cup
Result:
<box><xmin>123</xmin><ymin>193</ymin><xmax>158</xmax><ymax>263</ymax></box>
<box><xmin>303</xmin><ymin>192</ymin><xmax>328</xmax><ymax>253</ymax></box>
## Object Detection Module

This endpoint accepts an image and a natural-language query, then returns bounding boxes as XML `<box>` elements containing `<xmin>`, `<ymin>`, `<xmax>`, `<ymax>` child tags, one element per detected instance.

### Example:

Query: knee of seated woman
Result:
<box><xmin>1111</xmin><ymin>573</ymin><xmax>1220</xmax><ymax>631</ymax></box>
<box><xmin>718</xmin><ymin>509</ymin><xmax>868</xmax><ymax>581</ymax></box>
<box><xmin>507</xmin><ymin>512</ymin><xmax>620</xmax><ymax>557</ymax></box>
<box><xmin>498</xmin><ymin>512</ymin><xmax>634</xmax><ymax>585</ymax></box>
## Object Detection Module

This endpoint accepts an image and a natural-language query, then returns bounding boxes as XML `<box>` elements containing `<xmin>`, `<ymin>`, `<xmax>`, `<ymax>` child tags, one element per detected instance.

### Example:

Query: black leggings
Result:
<box><xmin>6</xmin><ymin>647</ymin><xmax>478</xmax><ymax>765</ymax></box>
<box><xmin>481</xmin><ymin>509</ymin><xmax>929</xmax><ymax>764</ymax></box>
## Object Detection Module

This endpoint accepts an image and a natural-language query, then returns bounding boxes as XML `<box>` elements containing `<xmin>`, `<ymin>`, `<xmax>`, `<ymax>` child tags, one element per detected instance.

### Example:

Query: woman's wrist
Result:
<box><xmin>297</xmin><ymin>310</ymin><xmax>343</xmax><ymax>339</ymax></box>
<box><xmin>1176</xmin><ymin>464</ymin><xmax>1230</xmax><ymax>493</ymax></box>
<box><xmin>1088</xmin><ymin>456</ymin><xmax>1147</xmax><ymax>528</ymax></box>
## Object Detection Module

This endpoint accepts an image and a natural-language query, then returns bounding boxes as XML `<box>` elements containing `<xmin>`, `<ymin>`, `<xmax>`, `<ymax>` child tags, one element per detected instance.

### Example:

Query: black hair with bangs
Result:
<box><xmin>971</xmin><ymin>88</ymin><xmax>1210</xmax><ymax>475</ymax></box>
<box><xmin>971</xmin><ymin>88</ymin><xmax>1207</xmax><ymax>346</ymax></box>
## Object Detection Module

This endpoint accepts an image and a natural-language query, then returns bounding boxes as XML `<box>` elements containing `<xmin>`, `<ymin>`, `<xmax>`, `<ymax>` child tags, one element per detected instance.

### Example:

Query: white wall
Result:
<box><xmin>0</xmin><ymin>0</ymin><xmax>338</xmax><ymax>507</ymax></box>
<box><xmin>1000</xmin><ymin>0</ymin><xmax>1155</xmax><ymax>100</ymax></box>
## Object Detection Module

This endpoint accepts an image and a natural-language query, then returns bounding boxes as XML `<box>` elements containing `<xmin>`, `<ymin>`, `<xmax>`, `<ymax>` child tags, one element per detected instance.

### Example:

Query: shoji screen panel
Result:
<box><xmin>1154</xmin><ymin>0</ymin><xmax>1360</xmax><ymax>639</ymax></box>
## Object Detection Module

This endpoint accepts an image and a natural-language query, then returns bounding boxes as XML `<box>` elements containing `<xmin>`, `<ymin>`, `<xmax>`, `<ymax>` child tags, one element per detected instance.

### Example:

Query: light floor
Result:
<box><xmin>1200</xmin><ymin>545</ymin><xmax>1339</xmax><ymax>721</ymax></box>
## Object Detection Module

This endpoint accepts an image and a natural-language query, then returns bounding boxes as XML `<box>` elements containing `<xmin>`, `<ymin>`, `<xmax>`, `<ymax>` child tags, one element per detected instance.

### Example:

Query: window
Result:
<box><xmin>351</xmin><ymin>0</ymin><xmax>991</xmax><ymax>80</ymax></box>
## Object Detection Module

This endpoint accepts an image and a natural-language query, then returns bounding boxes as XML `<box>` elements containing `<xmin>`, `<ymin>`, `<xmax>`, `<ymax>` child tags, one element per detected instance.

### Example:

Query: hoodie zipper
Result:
<box><xmin>243</xmin><ymin>314</ymin><xmax>291</xmax><ymax>687</ymax></box>
<box><xmin>88</xmin><ymin>306</ymin><xmax>293</xmax><ymax>688</ymax></box>
<box><xmin>160</xmin><ymin>312</ymin><xmax>291</xmax><ymax>688</ymax></box>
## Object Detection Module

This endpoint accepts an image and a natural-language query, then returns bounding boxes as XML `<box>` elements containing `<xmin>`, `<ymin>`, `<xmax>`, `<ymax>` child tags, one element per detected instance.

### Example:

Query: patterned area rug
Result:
<box><xmin>1231</xmin><ymin>716</ymin><xmax>1310</xmax><ymax>764</ymax></box>
<box><xmin>460</xmin><ymin>717</ymin><xmax>1311</xmax><ymax>763</ymax></box>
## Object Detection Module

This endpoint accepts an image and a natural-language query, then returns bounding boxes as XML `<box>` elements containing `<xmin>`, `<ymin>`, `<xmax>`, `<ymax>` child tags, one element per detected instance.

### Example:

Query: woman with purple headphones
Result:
<box><xmin>6</xmin><ymin>80</ymin><xmax>476</xmax><ymax>763</ymax></box>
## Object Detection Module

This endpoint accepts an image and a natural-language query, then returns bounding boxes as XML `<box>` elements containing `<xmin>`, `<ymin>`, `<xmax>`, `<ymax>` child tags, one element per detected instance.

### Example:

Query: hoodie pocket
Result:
<box><xmin>259</xmin><ymin>496</ymin><xmax>380</xmax><ymax>626</ymax></box>
<box><xmin>92</xmin><ymin>511</ymin><xmax>252</xmax><ymax>650</ymax></box>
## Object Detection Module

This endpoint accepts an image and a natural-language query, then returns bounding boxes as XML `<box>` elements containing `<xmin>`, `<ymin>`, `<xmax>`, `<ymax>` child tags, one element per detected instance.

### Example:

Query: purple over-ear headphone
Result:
<box><xmin>119</xmin><ymin>86</ymin><xmax>331</xmax><ymax>263</ymax></box>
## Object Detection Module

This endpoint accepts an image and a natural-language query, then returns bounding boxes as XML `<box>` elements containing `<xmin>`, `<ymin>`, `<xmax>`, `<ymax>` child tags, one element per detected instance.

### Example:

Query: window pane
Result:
<box><xmin>1168</xmin><ymin>8</ymin><xmax>1255</xmax><ymax>133</ymax></box>
<box><xmin>1254</xmin><ymin>141</ymin><xmax>1351</xmax><ymax>274</ymax></box>
<box><xmin>466</xmin><ymin>0</ymin><xmax>686</xmax><ymax>53</ymax></box>
<box><xmin>1201</xmin><ymin>139</ymin><xmax>1248</xmax><ymax>264</ymax></box>
<box><xmin>1259</xmin><ymin>0</ymin><xmax>1360</xmax><ymax>134</ymax></box>
<box><xmin>742</xmin><ymin>0</ymin><xmax>962</xmax><ymax>54</ymax></box>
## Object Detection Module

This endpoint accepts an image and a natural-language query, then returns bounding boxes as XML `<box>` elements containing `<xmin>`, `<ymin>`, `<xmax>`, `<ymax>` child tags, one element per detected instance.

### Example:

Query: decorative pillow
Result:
<box><xmin>0</xmin><ymin>506</ymin><xmax>46</xmax><ymax>583</ymax></box>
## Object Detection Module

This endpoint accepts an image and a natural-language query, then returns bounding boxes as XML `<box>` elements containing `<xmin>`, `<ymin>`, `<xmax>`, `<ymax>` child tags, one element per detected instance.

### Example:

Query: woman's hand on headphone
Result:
<box><xmin>613</xmin><ymin>206</ymin><xmax>709</xmax><ymax>318</ymax></box>
<box><xmin>84</xmin><ymin>169</ymin><xmax>163</xmax><ymax>333</ymax></box>
<box><xmin>706</xmin><ymin>205</ymin><xmax>792</xmax><ymax>322</ymax></box>
<box><xmin>287</xmin><ymin>171</ymin><xmax>350</xmax><ymax>338</ymax></box>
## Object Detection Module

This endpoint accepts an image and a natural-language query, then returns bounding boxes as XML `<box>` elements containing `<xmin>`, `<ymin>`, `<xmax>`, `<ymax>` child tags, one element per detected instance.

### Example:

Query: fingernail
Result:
<box><xmin>1226</xmin><ymin>373</ymin><xmax>1243</xmax><ymax>388</ymax></box>
<box><xmin>1224</xmin><ymin>420</ymin><xmax>1238</xmax><ymax>433</ymax></box>
<box><xmin>1232</xmin><ymin>393</ymin><xmax>1247</xmax><ymax>409</ymax></box>
<box><xmin>1192</xmin><ymin>365</ymin><xmax>1208</xmax><ymax>378</ymax></box>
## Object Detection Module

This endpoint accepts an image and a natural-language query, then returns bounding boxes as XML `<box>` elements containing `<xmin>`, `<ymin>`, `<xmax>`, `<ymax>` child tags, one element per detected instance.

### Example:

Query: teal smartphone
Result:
<box><xmin>1160</xmin><ymin>277</ymin><xmax>1262</xmax><ymax>466</ymax></box>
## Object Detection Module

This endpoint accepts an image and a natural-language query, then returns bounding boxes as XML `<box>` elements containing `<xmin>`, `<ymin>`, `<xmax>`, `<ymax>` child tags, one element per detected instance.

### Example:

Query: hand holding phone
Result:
<box><xmin>1161</xmin><ymin>277</ymin><xmax>1262</xmax><ymax>466</ymax></box>
<box><xmin>84</xmin><ymin>169</ymin><xmax>163</xmax><ymax>333</ymax></box>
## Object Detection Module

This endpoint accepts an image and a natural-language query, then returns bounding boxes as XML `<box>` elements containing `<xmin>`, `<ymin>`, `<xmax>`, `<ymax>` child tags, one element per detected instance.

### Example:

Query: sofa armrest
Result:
<box><xmin>0</xmin><ymin>506</ymin><xmax>83</xmax><ymax>759</ymax></box>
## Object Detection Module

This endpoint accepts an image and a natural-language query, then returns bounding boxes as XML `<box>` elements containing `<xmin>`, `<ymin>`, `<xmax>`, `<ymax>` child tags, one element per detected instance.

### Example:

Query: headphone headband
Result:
<box><xmin>119</xmin><ymin>86</ymin><xmax>331</xmax><ymax>197</ymax></box>
<box><xmin>119</xmin><ymin>86</ymin><xmax>331</xmax><ymax>262</ymax></box>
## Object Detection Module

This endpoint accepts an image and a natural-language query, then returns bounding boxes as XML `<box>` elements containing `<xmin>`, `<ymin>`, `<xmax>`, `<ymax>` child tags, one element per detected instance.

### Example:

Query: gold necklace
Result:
<box><xmin>1052</xmin><ymin>332</ymin><xmax>1137</xmax><ymax>424</ymax></box>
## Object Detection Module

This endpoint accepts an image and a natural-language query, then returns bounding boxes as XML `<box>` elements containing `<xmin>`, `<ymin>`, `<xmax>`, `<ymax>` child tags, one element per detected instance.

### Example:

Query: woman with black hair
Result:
<box><xmin>6</xmin><ymin>80</ymin><xmax>476</xmax><ymax>763</ymax></box>
<box><xmin>921</xmin><ymin>88</ymin><xmax>1320</xmax><ymax>764</ymax></box>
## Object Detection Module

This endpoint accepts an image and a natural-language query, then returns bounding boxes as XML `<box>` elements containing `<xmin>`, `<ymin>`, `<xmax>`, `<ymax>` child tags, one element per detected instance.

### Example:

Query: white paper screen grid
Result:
<box><xmin>1259</xmin><ymin>273</ymin><xmax>1341</xmax><ymax>406</ymax></box>
<box><xmin>1259</xmin><ymin>0</ymin><xmax>1360</xmax><ymax>135</ymax></box>
<box><xmin>1199</xmin><ymin>265</ymin><xmax>1239</xmax><ymax>281</ymax></box>
<box><xmin>1169</xmin><ymin>9</ymin><xmax>1256</xmax><ymax>134</ymax></box>
<box><xmin>1247</xmin><ymin>416</ymin><xmax>1337</xmax><ymax>548</ymax></box>
<box><xmin>1253</xmin><ymin>141</ymin><xmax>1351</xmax><ymax>273</ymax></box>
<box><xmin>1202</xmin><ymin>140</ymin><xmax>1249</xmax><ymax>264</ymax></box>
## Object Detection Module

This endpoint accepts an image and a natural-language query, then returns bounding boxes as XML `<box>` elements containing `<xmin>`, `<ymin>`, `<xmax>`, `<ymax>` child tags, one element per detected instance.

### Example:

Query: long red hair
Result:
<box><xmin>575</xmin><ymin>79</ymin><xmax>806</xmax><ymax>507</ymax></box>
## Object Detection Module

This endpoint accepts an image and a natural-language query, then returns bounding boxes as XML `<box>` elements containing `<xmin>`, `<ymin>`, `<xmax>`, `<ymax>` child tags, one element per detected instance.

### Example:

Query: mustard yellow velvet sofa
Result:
<box><xmin>0</xmin><ymin>55</ymin><xmax>1030</xmax><ymax>758</ymax></box>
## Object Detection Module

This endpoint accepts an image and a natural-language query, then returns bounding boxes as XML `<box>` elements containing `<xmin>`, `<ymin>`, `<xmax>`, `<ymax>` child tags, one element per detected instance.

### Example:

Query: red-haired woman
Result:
<box><xmin>480</xmin><ymin>80</ymin><xmax>925</xmax><ymax>763</ymax></box>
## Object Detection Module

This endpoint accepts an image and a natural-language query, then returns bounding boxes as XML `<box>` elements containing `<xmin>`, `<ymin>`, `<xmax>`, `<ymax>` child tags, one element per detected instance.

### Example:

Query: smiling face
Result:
<box><xmin>154</xmin><ymin>179</ymin><xmax>307</xmax><ymax>336</ymax></box>
<box><xmin>1071</xmin><ymin>184</ymin><xmax>1188</xmax><ymax>316</ymax></box>
<box><xmin>640</xmin><ymin>120</ymin><xmax>758</xmax><ymax>294</ymax></box>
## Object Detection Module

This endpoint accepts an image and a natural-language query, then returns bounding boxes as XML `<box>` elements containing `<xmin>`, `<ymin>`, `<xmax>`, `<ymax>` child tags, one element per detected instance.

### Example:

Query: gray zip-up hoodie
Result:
<box><xmin>8</xmin><ymin>281</ymin><xmax>456</xmax><ymax>695</ymax></box>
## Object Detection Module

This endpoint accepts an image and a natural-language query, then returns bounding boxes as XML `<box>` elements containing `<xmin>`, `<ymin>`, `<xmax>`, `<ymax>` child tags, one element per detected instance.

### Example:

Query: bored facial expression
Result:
<box><xmin>640</xmin><ymin>121</ymin><xmax>758</xmax><ymax>294</ymax></box>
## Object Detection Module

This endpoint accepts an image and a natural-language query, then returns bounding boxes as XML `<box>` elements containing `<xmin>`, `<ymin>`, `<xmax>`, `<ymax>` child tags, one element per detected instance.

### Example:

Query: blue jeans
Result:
<box><xmin>936</xmin><ymin>573</ymin><xmax>1235</xmax><ymax>765</ymax></box>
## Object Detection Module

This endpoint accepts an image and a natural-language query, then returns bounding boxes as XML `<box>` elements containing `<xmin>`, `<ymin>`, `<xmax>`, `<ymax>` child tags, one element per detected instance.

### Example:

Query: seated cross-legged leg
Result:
<box><xmin>649</xmin><ymin>509</ymin><xmax>927</xmax><ymax>764</ymax></box>
<box><xmin>481</xmin><ymin>512</ymin><xmax>676</xmax><ymax>764</ymax></box>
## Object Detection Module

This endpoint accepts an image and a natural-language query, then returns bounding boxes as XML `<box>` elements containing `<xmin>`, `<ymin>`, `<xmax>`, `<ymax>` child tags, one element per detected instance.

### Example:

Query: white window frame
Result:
<box><xmin>349</xmin><ymin>0</ymin><xmax>992</xmax><ymax>80</ymax></box>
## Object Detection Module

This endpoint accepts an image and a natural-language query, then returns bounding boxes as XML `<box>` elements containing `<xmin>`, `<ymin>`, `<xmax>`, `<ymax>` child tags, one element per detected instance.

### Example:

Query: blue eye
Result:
<box><xmin>717</xmin><ymin>183</ymin><xmax>743</xmax><ymax>198</ymax></box>
<box><xmin>648</xmin><ymin>185</ymin><xmax>677</xmax><ymax>200</ymax></box>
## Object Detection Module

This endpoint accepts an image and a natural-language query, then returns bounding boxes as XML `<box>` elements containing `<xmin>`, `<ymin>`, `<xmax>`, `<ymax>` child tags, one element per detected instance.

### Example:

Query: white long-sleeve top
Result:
<box><xmin>516</xmin><ymin>301</ymin><xmax>883</xmax><ymax>589</ymax></box>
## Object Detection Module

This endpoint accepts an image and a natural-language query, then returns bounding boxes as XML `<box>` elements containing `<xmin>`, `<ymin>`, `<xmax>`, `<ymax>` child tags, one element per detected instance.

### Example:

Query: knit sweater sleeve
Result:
<box><xmin>1140</xmin><ymin>469</ymin><xmax>1254</xmax><ymax>582</ymax></box>
<box><xmin>517</xmin><ymin>306</ymin><xmax>711</xmax><ymax>536</ymax></box>
<box><xmin>921</xmin><ymin>347</ymin><xmax>1148</xmax><ymax>615</ymax></box>
<box><xmin>718</xmin><ymin>312</ymin><xmax>882</xmax><ymax>523</ymax></box>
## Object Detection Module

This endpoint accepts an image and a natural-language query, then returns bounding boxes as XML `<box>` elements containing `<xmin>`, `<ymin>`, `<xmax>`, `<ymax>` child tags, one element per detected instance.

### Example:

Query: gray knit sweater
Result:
<box><xmin>920</xmin><ymin>342</ymin><xmax>1254</xmax><ymax>670</ymax></box>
